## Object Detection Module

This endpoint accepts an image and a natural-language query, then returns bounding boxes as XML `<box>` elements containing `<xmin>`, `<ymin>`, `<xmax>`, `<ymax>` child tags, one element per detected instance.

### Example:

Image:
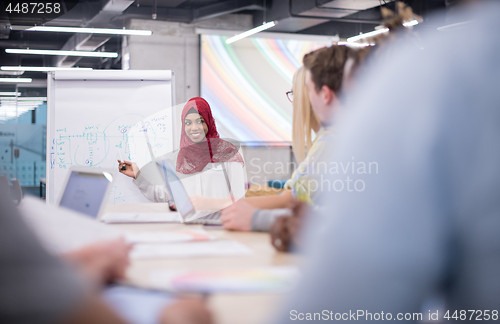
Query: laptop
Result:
<box><xmin>158</xmin><ymin>160</ymin><xmax>222</xmax><ymax>225</ymax></box>
<box><xmin>57</xmin><ymin>166</ymin><xmax>115</xmax><ymax>219</ymax></box>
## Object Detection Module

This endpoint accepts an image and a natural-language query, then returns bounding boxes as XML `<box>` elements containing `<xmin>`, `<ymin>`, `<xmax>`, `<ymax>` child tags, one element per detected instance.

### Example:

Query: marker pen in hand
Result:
<box><xmin>117</xmin><ymin>149</ymin><xmax>127</xmax><ymax>171</ymax></box>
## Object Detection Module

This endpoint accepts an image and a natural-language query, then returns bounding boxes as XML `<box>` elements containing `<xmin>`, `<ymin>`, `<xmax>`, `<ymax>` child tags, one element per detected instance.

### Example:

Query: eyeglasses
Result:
<box><xmin>286</xmin><ymin>90</ymin><xmax>293</xmax><ymax>103</ymax></box>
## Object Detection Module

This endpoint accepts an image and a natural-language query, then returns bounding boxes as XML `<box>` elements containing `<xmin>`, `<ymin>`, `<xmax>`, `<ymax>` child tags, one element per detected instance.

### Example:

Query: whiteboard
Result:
<box><xmin>46</xmin><ymin>70</ymin><xmax>175</xmax><ymax>205</ymax></box>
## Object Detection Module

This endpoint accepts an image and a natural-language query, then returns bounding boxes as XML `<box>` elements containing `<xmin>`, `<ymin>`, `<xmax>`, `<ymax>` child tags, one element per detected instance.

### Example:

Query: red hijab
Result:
<box><xmin>176</xmin><ymin>97</ymin><xmax>244</xmax><ymax>174</ymax></box>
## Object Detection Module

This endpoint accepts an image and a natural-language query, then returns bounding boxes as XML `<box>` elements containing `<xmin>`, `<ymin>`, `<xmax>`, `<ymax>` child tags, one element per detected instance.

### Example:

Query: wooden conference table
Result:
<box><xmin>105</xmin><ymin>203</ymin><xmax>298</xmax><ymax>324</ymax></box>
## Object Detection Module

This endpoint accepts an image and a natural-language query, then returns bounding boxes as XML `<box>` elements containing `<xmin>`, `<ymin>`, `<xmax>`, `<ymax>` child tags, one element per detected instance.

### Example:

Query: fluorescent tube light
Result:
<box><xmin>347</xmin><ymin>28</ymin><xmax>389</xmax><ymax>43</ymax></box>
<box><xmin>0</xmin><ymin>70</ymin><xmax>24</xmax><ymax>75</ymax></box>
<box><xmin>347</xmin><ymin>20</ymin><xmax>419</xmax><ymax>43</ymax></box>
<box><xmin>0</xmin><ymin>78</ymin><xmax>32</xmax><ymax>83</ymax></box>
<box><xmin>1</xmin><ymin>97</ymin><xmax>47</xmax><ymax>101</ymax></box>
<box><xmin>0</xmin><ymin>92</ymin><xmax>21</xmax><ymax>96</ymax></box>
<box><xmin>10</xmin><ymin>25</ymin><xmax>152</xmax><ymax>36</ymax></box>
<box><xmin>337</xmin><ymin>41</ymin><xmax>374</xmax><ymax>47</ymax></box>
<box><xmin>1</xmin><ymin>66</ymin><xmax>93</xmax><ymax>72</ymax></box>
<box><xmin>226</xmin><ymin>21</ymin><xmax>277</xmax><ymax>44</ymax></box>
<box><xmin>437</xmin><ymin>21</ymin><xmax>471</xmax><ymax>32</ymax></box>
<box><xmin>5</xmin><ymin>49</ymin><xmax>118</xmax><ymax>58</ymax></box>
<box><xmin>0</xmin><ymin>104</ymin><xmax>43</xmax><ymax>108</ymax></box>
<box><xmin>403</xmin><ymin>19</ymin><xmax>419</xmax><ymax>27</ymax></box>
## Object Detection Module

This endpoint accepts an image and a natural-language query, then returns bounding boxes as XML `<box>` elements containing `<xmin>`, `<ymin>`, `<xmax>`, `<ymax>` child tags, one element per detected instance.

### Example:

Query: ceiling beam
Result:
<box><xmin>118</xmin><ymin>6</ymin><xmax>192</xmax><ymax>23</ymax></box>
<box><xmin>192</xmin><ymin>0</ymin><xmax>264</xmax><ymax>23</ymax></box>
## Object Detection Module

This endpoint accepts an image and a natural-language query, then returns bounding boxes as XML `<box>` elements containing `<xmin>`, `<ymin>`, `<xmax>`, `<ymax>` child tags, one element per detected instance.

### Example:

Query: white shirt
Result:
<box><xmin>133</xmin><ymin>150</ymin><xmax>246</xmax><ymax>203</ymax></box>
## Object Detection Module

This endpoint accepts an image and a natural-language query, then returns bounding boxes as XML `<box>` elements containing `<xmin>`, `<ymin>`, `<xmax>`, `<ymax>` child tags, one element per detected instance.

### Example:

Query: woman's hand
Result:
<box><xmin>220</xmin><ymin>199</ymin><xmax>255</xmax><ymax>231</ymax></box>
<box><xmin>63</xmin><ymin>238</ymin><xmax>133</xmax><ymax>285</ymax></box>
<box><xmin>117</xmin><ymin>160</ymin><xmax>138</xmax><ymax>179</ymax></box>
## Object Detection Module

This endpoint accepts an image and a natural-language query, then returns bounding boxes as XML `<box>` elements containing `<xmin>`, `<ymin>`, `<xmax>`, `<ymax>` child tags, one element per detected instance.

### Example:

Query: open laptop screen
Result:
<box><xmin>159</xmin><ymin>160</ymin><xmax>194</xmax><ymax>218</ymax></box>
<box><xmin>59</xmin><ymin>171</ymin><xmax>112</xmax><ymax>218</ymax></box>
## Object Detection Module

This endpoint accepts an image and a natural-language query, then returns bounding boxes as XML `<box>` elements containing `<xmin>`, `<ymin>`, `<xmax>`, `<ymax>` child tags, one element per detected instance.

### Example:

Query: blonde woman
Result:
<box><xmin>220</xmin><ymin>65</ymin><xmax>327</xmax><ymax>231</ymax></box>
<box><xmin>291</xmin><ymin>66</ymin><xmax>321</xmax><ymax>164</ymax></box>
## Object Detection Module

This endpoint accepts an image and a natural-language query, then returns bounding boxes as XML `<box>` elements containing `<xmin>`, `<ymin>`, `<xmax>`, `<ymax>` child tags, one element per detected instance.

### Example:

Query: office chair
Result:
<box><xmin>10</xmin><ymin>178</ymin><xmax>22</xmax><ymax>205</ymax></box>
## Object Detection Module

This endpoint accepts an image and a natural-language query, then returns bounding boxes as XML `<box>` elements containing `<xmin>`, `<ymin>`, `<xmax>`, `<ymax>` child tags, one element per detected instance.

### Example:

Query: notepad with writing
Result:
<box><xmin>101</xmin><ymin>212</ymin><xmax>181</xmax><ymax>223</ymax></box>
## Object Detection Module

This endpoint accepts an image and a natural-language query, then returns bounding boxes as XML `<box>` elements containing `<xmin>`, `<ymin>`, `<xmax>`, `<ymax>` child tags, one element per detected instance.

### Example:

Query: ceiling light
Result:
<box><xmin>1</xmin><ymin>97</ymin><xmax>47</xmax><ymax>101</ymax></box>
<box><xmin>0</xmin><ymin>78</ymin><xmax>32</xmax><ymax>83</ymax></box>
<box><xmin>1</xmin><ymin>66</ymin><xmax>93</xmax><ymax>72</ymax></box>
<box><xmin>347</xmin><ymin>20</ymin><xmax>419</xmax><ymax>43</ymax></box>
<box><xmin>403</xmin><ymin>20</ymin><xmax>419</xmax><ymax>27</ymax></box>
<box><xmin>0</xmin><ymin>104</ymin><xmax>43</xmax><ymax>108</ymax></box>
<box><xmin>0</xmin><ymin>70</ymin><xmax>24</xmax><ymax>76</ymax></box>
<box><xmin>437</xmin><ymin>20</ymin><xmax>471</xmax><ymax>32</ymax></box>
<box><xmin>0</xmin><ymin>92</ymin><xmax>21</xmax><ymax>96</ymax></box>
<box><xmin>337</xmin><ymin>41</ymin><xmax>374</xmax><ymax>47</ymax></box>
<box><xmin>5</xmin><ymin>49</ymin><xmax>118</xmax><ymax>58</ymax></box>
<box><xmin>226</xmin><ymin>21</ymin><xmax>277</xmax><ymax>44</ymax></box>
<box><xmin>10</xmin><ymin>25</ymin><xmax>153</xmax><ymax>36</ymax></box>
<box><xmin>347</xmin><ymin>28</ymin><xmax>389</xmax><ymax>43</ymax></box>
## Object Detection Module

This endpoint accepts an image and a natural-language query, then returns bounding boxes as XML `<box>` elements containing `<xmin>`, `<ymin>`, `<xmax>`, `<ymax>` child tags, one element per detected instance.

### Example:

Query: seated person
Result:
<box><xmin>224</xmin><ymin>3</ymin><xmax>419</xmax><ymax>237</ymax></box>
<box><xmin>221</xmin><ymin>46</ymin><xmax>356</xmax><ymax>232</ymax></box>
<box><xmin>119</xmin><ymin>97</ymin><xmax>246</xmax><ymax>211</ymax></box>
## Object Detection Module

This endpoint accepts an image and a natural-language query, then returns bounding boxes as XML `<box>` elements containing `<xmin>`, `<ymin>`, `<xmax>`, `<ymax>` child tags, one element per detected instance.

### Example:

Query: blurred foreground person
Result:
<box><xmin>273</xmin><ymin>2</ymin><xmax>500</xmax><ymax>322</ymax></box>
<box><xmin>0</xmin><ymin>189</ymin><xmax>212</xmax><ymax>324</ymax></box>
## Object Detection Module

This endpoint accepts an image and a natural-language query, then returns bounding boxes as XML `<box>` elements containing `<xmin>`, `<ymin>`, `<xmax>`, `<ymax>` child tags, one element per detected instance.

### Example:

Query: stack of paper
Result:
<box><xmin>125</xmin><ymin>229</ymin><xmax>214</xmax><ymax>244</ymax></box>
<box><xmin>149</xmin><ymin>266</ymin><xmax>300</xmax><ymax>293</ymax></box>
<box><xmin>101</xmin><ymin>212</ymin><xmax>180</xmax><ymax>223</ymax></box>
<box><xmin>130</xmin><ymin>240</ymin><xmax>253</xmax><ymax>259</ymax></box>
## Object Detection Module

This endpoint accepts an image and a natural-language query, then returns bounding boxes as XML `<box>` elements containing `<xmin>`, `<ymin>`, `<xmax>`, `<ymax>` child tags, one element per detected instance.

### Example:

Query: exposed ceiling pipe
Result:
<box><xmin>53</xmin><ymin>0</ymin><xmax>135</xmax><ymax>67</ymax></box>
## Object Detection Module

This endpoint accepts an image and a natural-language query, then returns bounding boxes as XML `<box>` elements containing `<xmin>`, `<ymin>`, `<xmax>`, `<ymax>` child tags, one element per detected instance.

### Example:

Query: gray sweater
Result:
<box><xmin>251</xmin><ymin>208</ymin><xmax>292</xmax><ymax>232</ymax></box>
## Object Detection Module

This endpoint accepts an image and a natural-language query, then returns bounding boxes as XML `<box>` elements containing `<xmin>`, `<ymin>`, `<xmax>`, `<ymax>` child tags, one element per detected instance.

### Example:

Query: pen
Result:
<box><xmin>117</xmin><ymin>148</ymin><xmax>127</xmax><ymax>171</ymax></box>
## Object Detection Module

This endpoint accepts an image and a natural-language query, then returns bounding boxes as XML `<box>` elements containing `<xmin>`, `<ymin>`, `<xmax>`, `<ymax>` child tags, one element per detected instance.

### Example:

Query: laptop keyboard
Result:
<box><xmin>186</xmin><ymin>211</ymin><xmax>222</xmax><ymax>225</ymax></box>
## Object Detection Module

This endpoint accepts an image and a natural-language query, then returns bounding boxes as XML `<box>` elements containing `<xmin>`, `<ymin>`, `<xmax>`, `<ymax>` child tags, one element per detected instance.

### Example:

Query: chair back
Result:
<box><xmin>10</xmin><ymin>178</ymin><xmax>22</xmax><ymax>205</ymax></box>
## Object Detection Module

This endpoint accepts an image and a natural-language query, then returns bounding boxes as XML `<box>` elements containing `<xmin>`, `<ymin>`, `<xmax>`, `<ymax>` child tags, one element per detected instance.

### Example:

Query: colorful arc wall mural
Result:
<box><xmin>201</xmin><ymin>34</ymin><xmax>333</xmax><ymax>143</ymax></box>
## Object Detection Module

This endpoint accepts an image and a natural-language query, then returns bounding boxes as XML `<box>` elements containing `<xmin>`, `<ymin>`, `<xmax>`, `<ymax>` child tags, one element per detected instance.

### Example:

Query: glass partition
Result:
<box><xmin>0</xmin><ymin>84</ymin><xmax>47</xmax><ymax>196</ymax></box>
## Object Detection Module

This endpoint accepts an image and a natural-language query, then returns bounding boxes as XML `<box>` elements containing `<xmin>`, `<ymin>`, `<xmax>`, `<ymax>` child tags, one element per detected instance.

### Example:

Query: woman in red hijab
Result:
<box><xmin>176</xmin><ymin>97</ymin><xmax>243</xmax><ymax>174</ymax></box>
<box><xmin>119</xmin><ymin>97</ymin><xmax>246</xmax><ymax>209</ymax></box>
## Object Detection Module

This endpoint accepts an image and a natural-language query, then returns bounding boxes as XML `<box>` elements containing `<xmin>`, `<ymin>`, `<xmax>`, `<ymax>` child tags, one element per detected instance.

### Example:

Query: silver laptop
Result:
<box><xmin>158</xmin><ymin>160</ymin><xmax>222</xmax><ymax>225</ymax></box>
<box><xmin>57</xmin><ymin>166</ymin><xmax>115</xmax><ymax>219</ymax></box>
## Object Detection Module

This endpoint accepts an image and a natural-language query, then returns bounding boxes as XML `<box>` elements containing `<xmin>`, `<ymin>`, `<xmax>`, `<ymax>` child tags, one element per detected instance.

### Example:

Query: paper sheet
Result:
<box><xmin>101</xmin><ymin>212</ymin><xmax>180</xmax><ymax>224</ymax></box>
<box><xmin>149</xmin><ymin>266</ymin><xmax>300</xmax><ymax>293</ymax></box>
<box><xmin>130</xmin><ymin>240</ymin><xmax>253</xmax><ymax>259</ymax></box>
<box><xmin>125</xmin><ymin>229</ymin><xmax>214</xmax><ymax>244</ymax></box>
<box><xmin>19</xmin><ymin>196</ymin><xmax>125</xmax><ymax>253</ymax></box>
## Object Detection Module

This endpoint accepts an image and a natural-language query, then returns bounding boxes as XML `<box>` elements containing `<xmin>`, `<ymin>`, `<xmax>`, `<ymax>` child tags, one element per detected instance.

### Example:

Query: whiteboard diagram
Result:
<box><xmin>47</xmin><ymin>70</ymin><xmax>175</xmax><ymax>205</ymax></box>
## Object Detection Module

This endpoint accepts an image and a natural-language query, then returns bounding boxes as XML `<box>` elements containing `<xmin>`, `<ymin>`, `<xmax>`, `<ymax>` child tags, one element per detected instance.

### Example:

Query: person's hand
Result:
<box><xmin>63</xmin><ymin>238</ymin><xmax>132</xmax><ymax>285</ymax></box>
<box><xmin>220</xmin><ymin>199</ymin><xmax>255</xmax><ymax>231</ymax></box>
<box><xmin>117</xmin><ymin>160</ymin><xmax>138</xmax><ymax>179</ymax></box>
<box><xmin>160</xmin><ymin>298</ymin><xmax>213</xmax><ymax>324</ymax></box>
<box><xmin>270</xmin><ymin>200</ymin><xmax>309</xmax><ymax>252</ymax></box>
<box><xmin>270</xmin><ymin>216</ymin><xmax>291</xmax><ymax>252</ymax></box>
